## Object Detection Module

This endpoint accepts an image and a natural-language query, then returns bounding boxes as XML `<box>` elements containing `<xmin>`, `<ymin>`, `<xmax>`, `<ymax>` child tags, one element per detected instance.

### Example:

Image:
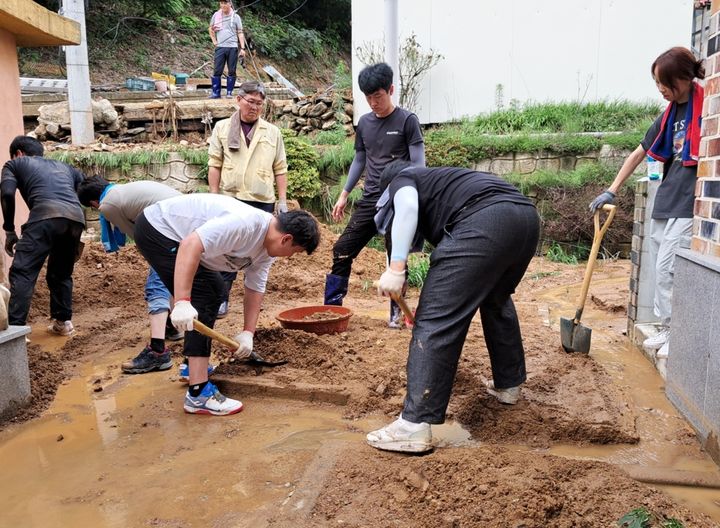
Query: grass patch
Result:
<box><xmin>47</xmin><ymin>150</ymin><xmax>169</xmax><ymax>176</ymax></box>
<box><xmin>318</xmin><ymin>140</ymin><xmax>355</xmax><ymax>176</ymax></box>
<box><xmin>407</xmin><ymin>253</ymin><xmax>430</xmax><ymax>288</ymax></box>
<box><xmin>504</xmin><ymin>163</ymin><xmax>618</xmax><ymax>194</ymax></box>
<box><xmin>474</xmin><ymin>100</ymin><xmax>660</xmax><ymax>134</ymax></box>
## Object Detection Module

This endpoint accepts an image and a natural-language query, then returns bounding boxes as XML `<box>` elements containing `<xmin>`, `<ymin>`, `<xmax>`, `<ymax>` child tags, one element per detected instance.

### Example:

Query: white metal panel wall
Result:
<box><xmin>352</xmin><ymin>0</ymin><xmax>694</xmax><ymax>124</ymax></box>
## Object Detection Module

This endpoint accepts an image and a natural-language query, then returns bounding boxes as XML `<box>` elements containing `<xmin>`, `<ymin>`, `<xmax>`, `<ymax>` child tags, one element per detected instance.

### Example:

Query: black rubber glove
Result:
<box><xmin>4</xmin><ymin>231</ymin><xmax>18</xmax><ymax>257</ymax></box>
<box><xmin>589</xmin><ymin>190</ymin><xmax>616</xmax><ymax>213</ymax></box>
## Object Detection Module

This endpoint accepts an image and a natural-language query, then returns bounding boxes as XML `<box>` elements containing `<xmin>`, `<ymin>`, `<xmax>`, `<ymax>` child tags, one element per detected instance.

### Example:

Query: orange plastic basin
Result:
<box><xmin>276</xmin><ymin>305</ymin><xmax>353</xmax><ymax>335</ymax></box>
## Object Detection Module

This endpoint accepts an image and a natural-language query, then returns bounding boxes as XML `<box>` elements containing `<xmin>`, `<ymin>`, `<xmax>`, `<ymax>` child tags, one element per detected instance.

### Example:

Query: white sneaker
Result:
<box><xmin>366</xmin><ymin>417</ymin><xmax>433</xmax><ymax>453</ymax></box>
<box><xmin>183</xmin><ymin>382</ymin><xmax>243</xmax><ymax>416</ymax></box>
<box><xmin>47</xmin><ymin>319</ymin><xmax>75</xmax><ymax>337</ymax></box>
<box><xmin>656</xmin><ymin>342</ymin><xmax>669</xmax><ymax>359</ymax></box>
<box><xmin>643</xmin><ymin>328</ymin><xmax>669</xmax><ymax>350</ymax></box>
<box><xmin>485</xmin><ymin>379</ymin><xmax>521</xmax><ymax>405</ymax></box>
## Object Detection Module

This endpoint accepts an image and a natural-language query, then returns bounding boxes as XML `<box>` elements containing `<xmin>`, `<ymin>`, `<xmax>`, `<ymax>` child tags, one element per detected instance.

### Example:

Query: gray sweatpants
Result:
<box><xmin>401</xmin><ymin>202</ymin><xmax>540</xmax><ymax>424</ymax></box>
<box><xmin>648</xmin><ymin>217</ymin><xmax>692</xmax><ymax>326</ymax></box>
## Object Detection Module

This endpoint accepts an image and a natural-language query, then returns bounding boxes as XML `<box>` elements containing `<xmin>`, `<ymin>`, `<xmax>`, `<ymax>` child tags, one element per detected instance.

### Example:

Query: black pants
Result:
<box><xmin>402</xmin><ymin>202</ymin><xmax>540</xmax><ymax>424</ymax></box>
<box><xmin>220</xmin><ymin>199</ymin><xmax>275</xmax><ymax>301</ymax></box>
<box><xmin>9</xmin><ymin>218</ymin><xmax>84</xmax><ymax>326</ymax></box>
<box><xmin>331</xmin><ymin>197</ymin><xmax>383</xmax><ymax>277</ymax></box>
<box><xmin>213</xmin><ymin>47</ymin><xmax>239</xmax><ymax>77</ymax></box>
<box><xmin>134</xmin><ymin>213</ymin><xmax>225</xmax><ymax>358</ymax></box>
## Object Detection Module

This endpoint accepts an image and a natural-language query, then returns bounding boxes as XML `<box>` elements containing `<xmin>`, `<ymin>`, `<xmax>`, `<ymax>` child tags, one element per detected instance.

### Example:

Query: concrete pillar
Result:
<box><xmin>61</xmin><ymin>0</ymin><xmax>94</xmax><ymax>145</ymax></box>
<box><xmin>384</xmin><ymin>0</ymin><xmax>400</xmax><ymax>105</ymax></box>
<box><xmin>0</xmin><ymin>28</ymin><xmax>29</xmax><ymax>285</ymax></box>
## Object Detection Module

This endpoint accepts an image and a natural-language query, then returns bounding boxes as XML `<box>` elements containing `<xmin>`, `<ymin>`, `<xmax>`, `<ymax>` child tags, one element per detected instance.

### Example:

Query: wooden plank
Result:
<box><xmin>121</xmin><ymin>99</ymin><xmax>237</xmax><ymax>122</ymax></box>
<box><xmin>262</xmin><ymin>65</ymin><xmax>303</xmax><ymax>98</ymax></box>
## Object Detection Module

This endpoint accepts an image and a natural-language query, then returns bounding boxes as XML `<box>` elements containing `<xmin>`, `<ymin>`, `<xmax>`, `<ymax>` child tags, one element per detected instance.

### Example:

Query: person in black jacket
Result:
<box><xmin>1</xmin><ymin>136</ymin><xmax>85</xmax><ymax>336</ymax></box>
<box><xmin>367</xmin><ymin>162</ymin><xmax>540</xmax><ymax>453</ymax></box>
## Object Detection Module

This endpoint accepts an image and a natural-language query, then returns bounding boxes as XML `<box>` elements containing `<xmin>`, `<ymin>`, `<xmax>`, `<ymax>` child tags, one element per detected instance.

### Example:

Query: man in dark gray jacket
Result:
<box><xmin>1</xmin><ymin>136</ymin><xmax>85</xmax><ymax>335</ymax></box>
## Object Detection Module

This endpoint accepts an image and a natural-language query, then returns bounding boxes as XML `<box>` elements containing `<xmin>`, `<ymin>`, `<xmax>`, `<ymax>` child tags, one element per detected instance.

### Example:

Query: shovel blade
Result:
<box><xmin>560</xmin><ymin>317</ymin><xmax>592</xmax><ymax>353</ymax></box>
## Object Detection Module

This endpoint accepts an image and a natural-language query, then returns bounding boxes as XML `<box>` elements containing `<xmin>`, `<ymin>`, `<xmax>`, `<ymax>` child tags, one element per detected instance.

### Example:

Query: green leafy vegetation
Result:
<box><xmin>617</xmin><ymin>507</ymin><xmax>684</xmax><ymax>528</ymax></box>
<box><xmin>283</xmin><ymin>132</ymin><xmax>322</xmax><ymax>202</ymax></box>
<box><xmin>504</xmin><ymin>163</ymin><xmax>617</xmax><ymax>195</ymax></box>
<box><xmin>407</xmin><ymin>253</ymin><xmax>430</xmax><ymax>288</ymax></box>
<box><xmin>474</xmin><ymin>100</ymin><xmax>660</xmax><ymax>134</ymax></box>
<box><xmin>424</xmin><ymin>127</ymin><xmax>644</xmax><ymax>168</ymax></box>
<box><xmin>47</xmin><ymin>149</ymin><xmax>169</xmax><ymax>176</ymax></box>
<box><xmin>545</xmin><ymin>242</ymin><xmax>579</xmax><ymax>265</ymax></box>
<box><xmin>318</xmin><ymin>140</ymin><xmax>355</xmax><ymax>177</ymax></box>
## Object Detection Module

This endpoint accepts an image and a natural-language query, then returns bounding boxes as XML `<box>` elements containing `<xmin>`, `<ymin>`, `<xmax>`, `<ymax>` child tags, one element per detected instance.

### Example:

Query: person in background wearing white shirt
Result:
<box><xmin>134</xmin><ymin>194</ymin><xmax>320</xmax><ymax>416</ymax></box>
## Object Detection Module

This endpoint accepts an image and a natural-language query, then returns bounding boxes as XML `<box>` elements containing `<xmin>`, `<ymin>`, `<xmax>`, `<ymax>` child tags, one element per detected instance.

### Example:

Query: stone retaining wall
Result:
<box><xmin>472</xmin><ymin>145</ymin><xmax>637</xmax><ymax>176</ymax></box>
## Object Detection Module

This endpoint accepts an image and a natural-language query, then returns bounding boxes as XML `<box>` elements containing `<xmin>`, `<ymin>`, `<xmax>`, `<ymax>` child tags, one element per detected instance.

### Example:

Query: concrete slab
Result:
<box><xmin>0</xmin><ymin>325</ymin><xmax>32</xmax><ymax>421</ymax></box>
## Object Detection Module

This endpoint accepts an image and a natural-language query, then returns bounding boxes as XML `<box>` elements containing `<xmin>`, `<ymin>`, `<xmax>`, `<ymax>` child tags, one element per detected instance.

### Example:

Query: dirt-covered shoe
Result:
<box><xmin>122</xmin><ymin>346</ymin><xmax>173</xmax><ymax>374</ymax></box>
<box><xmin>485</xmin><ymin>379</ymin><xmax>521</xmax><ymax>405</ymax></box>
<box><xmin>47</xmin><ymin>319</ymin><xmax>75</xmax><ymax>337</ymax></box>
<box><xmin>178</xmin><ymin>362</ymin><xmax>216</xmax><ymax>382</ymax></box>
<box><xmin>388</xmin><ymin>302</ymin><xmax>404</xmax><ymax>329</ymax></box>
<box><xmin>366</xmin><ymin>417</ymin><xmax>432</xmax><ymax>453</ymax></box>
<box><xmin>643</xmin><ymin>328</ymin><xmax>669</xmax><ymax>350</ymax></box>
<box><xmin>183</xmin><ymin>382</ymin><xmax>243</xmax><ymax>416</ymax></box>
<box><xmin>217</xmin><ymin>301</ymin><xmax>229</xmax><ymax>319</ymax></box>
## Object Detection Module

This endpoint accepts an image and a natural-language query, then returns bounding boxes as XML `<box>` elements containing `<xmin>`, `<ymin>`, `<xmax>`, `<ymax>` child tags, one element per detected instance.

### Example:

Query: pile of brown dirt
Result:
<box><xmin>310</xmin><ymin>446</ymin><xmax>716</xmax><ymax>527</ymax></box>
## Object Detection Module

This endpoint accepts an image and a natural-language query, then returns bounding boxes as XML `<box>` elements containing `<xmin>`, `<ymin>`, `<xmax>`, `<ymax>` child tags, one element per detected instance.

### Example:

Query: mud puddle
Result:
<box><xmin>539</xmin><ymin>272</ymin><xmax>720</xmax><ymax>521</ymax></box>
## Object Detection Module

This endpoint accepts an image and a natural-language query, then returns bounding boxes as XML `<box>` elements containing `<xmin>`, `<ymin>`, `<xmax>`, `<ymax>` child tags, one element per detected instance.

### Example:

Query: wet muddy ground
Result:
<box><xmin>1</xmin><ymin>224</ymin><xmax>719</xmax><ymax>527</ymax></box>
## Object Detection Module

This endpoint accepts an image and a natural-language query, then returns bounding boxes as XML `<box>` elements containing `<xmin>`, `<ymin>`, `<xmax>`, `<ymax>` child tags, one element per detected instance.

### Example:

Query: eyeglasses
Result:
<box><xmin>240</xmin><ymin>95</ymin><xmax>265</xmax><ymax>107</ymax></box>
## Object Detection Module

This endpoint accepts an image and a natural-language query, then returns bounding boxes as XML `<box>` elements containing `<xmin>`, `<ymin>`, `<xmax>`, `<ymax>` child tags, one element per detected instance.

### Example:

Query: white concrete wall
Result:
<box><xmin>352</xmin><ymin>0</ymin><xmax>694</xmax><ymax>124</ymax></box>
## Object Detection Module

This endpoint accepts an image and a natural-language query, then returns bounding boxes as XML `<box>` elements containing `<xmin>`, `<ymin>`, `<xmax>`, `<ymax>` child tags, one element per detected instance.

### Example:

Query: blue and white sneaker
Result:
<box><xmin>178</xmin><ymin>362</ymin><xmax>216</xmax><ymax>382</ymax></box>
<box><xmin>183</xmin><ymin>382</ymin><xmax>243</xmax><ymax>416</ymax></box>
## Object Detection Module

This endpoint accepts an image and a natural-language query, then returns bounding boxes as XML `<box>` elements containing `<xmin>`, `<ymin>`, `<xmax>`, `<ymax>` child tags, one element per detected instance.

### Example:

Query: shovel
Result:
<box><xmin>192</xmin><ymin>320</ymin><xmax>288</xmax><ymax>368</ymax></box>
<box><xmin>560</xmin><ymin>204</ymin><xmax>616</xmax><ymax>353</ymax></box>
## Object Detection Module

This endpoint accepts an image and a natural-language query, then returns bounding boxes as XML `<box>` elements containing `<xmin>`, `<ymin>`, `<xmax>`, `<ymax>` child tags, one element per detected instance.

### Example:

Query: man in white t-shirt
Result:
<box><xmin>134</xmin><ymin>194</ymin><xmax>320</xmax><ymax>416</ymax></box>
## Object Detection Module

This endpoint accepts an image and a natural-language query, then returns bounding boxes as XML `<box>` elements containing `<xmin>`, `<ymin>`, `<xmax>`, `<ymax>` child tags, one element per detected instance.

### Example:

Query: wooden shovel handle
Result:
<box><xmin>193</xmin><ymin>319</ymin><xmax>239</xmax><ymax>349</ymax></box>
<box><xmin>574</xmin><ymin>204</ymin><xmax>616</xmax><ymax>320</ymax></box>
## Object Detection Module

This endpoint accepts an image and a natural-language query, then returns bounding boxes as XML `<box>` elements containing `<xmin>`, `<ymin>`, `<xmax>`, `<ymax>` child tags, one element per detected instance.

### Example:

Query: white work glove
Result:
<box><xmin>278</xmin><ymin>200</ymin><xmax>288</xmax><ymax>214</ymax></box>
<box><xmin>377</xmin><ymin>267</ymin><xmax>406</xmax><ymax>297</ymax></box>
<box><xmin>233</xmin><ymin>330</ymin><xmax>254</xmax><ymax>359</ymax></box>
<box><xmin>170</xmin><ymin>300</ymin><xmax>198</xmax><ymax>332</ymax></box>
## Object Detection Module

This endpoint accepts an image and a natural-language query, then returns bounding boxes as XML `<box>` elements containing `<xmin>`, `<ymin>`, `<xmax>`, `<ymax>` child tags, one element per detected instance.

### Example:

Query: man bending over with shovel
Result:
<box><xmin>77</xmin><ymin>176</ymin><xmax>202</xmax><ymax>377</ymax></box>
<box><xmin>367</xmin><ymin>161</ymin><xmax>539</xmax><ymax>453</ymax></box>
<box><xmin>134</xmin><ymin>193</ymin><xmax>319</xmax><ymax>416</ymax></box>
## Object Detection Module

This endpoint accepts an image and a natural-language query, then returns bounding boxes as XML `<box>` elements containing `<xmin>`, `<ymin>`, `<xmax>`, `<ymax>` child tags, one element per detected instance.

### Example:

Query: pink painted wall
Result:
<box><xmin>0</xmin><ymin>29</ymin><xmax>30</xmax><ymax>285</ymax></box>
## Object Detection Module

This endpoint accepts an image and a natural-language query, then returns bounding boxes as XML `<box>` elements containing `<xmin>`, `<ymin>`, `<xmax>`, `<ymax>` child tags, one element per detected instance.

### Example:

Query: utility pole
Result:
<box><xmin>61</xmin><ymin>0</ymin><xmax>94</xmax><ymax>145</ymax></box>
<box><xmin>384</xmin><ymin>0</ymin><xmax>400</xmax><ymax>105</ymax></box>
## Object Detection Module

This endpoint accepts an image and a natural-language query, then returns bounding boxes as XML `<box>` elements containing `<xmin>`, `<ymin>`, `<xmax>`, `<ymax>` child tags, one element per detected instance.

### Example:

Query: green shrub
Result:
<box><xmin>283</xmin><ymin>132</ymin><xmax>322</xmax><ymax>201</ymax></box>
<box><xmin>243</xmin><ymin>12</ymin><xmax>324</xmax><ymax>60</ymax></box>
<box><xmin>313</xmin><ymin>126</ymin><xmax>346</xmax><ymax>146</ymax></box>
<box><xmin>546</xmin><ymin>242</ymin><xmax>578</xmax><ymax>265</ymax></box>
<box><xmin>177</xmin><ymin>15</ymin><xmax>202</xmax><ymax>31</ymax></box>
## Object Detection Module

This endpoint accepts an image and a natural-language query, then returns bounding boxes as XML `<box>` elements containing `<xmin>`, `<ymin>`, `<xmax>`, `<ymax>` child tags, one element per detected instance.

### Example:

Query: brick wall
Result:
<box><xmin>694</xmin><ymin>1</ymin><xmax>720</xmax><ymax>257</ymax></box>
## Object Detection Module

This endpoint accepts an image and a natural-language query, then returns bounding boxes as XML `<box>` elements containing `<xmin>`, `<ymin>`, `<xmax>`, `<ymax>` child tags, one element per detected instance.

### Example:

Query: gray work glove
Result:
<box><xmin>589</xmin><ymin>190</ymin><xmax>615</xmax><ymax>213</ymax></box>
<box><xmin>4</xmin><ymin>231</ymin><xmax>18</xmax><ymax>257</ymax></box>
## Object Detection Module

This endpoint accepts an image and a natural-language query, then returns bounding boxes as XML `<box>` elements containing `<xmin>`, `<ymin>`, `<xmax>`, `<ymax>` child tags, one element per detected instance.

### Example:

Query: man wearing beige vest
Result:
<box><xmin>207</xmin><ymin>80</ymin><xmax>288</xmax><ymax>318</ymax></box>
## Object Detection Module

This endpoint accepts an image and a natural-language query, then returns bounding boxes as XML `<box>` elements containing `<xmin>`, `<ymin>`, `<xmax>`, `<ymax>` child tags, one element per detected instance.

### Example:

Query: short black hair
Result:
<box><xmin>77</xmin><ymin>175</ymin><xmax>110</xmax><ymax>207</ymax></box>
<box><xmin>379</xmin><ymin>160</ymin><xmax>413</xmax><ymax>194</ymax></box>
<box><xmin>9</xmin><ymin>136</ymin><xmax>43</xmax><ymax>158</ymax></box>
<box><xmin>358</xmin><ymin>63</ymin><xmax>393</xmax><ymax>95</ymax></box>
<box><xmin>276</xmin><ymin>210</ymin><xmax>320</xmax><ymax>254</ymax></box>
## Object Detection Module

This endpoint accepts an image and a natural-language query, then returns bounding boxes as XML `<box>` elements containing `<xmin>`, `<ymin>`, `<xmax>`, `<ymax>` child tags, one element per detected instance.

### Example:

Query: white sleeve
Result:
<box><xmin>390</xmin><ymin>186</ymin><xmax>419</xmax><ymax>263</ymax></box>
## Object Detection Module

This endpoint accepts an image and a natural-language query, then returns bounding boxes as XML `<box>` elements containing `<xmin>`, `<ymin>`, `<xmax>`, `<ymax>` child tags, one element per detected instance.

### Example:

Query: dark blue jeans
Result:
<box><xmin>213</xmin><ymin>47</ymin><xmax>239</xmax><ymax>77</ymax></box>
<box><xmin>401</xmin><ymin>202</ymin><xmax>540</xmax><ymax>424</ymax></box>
